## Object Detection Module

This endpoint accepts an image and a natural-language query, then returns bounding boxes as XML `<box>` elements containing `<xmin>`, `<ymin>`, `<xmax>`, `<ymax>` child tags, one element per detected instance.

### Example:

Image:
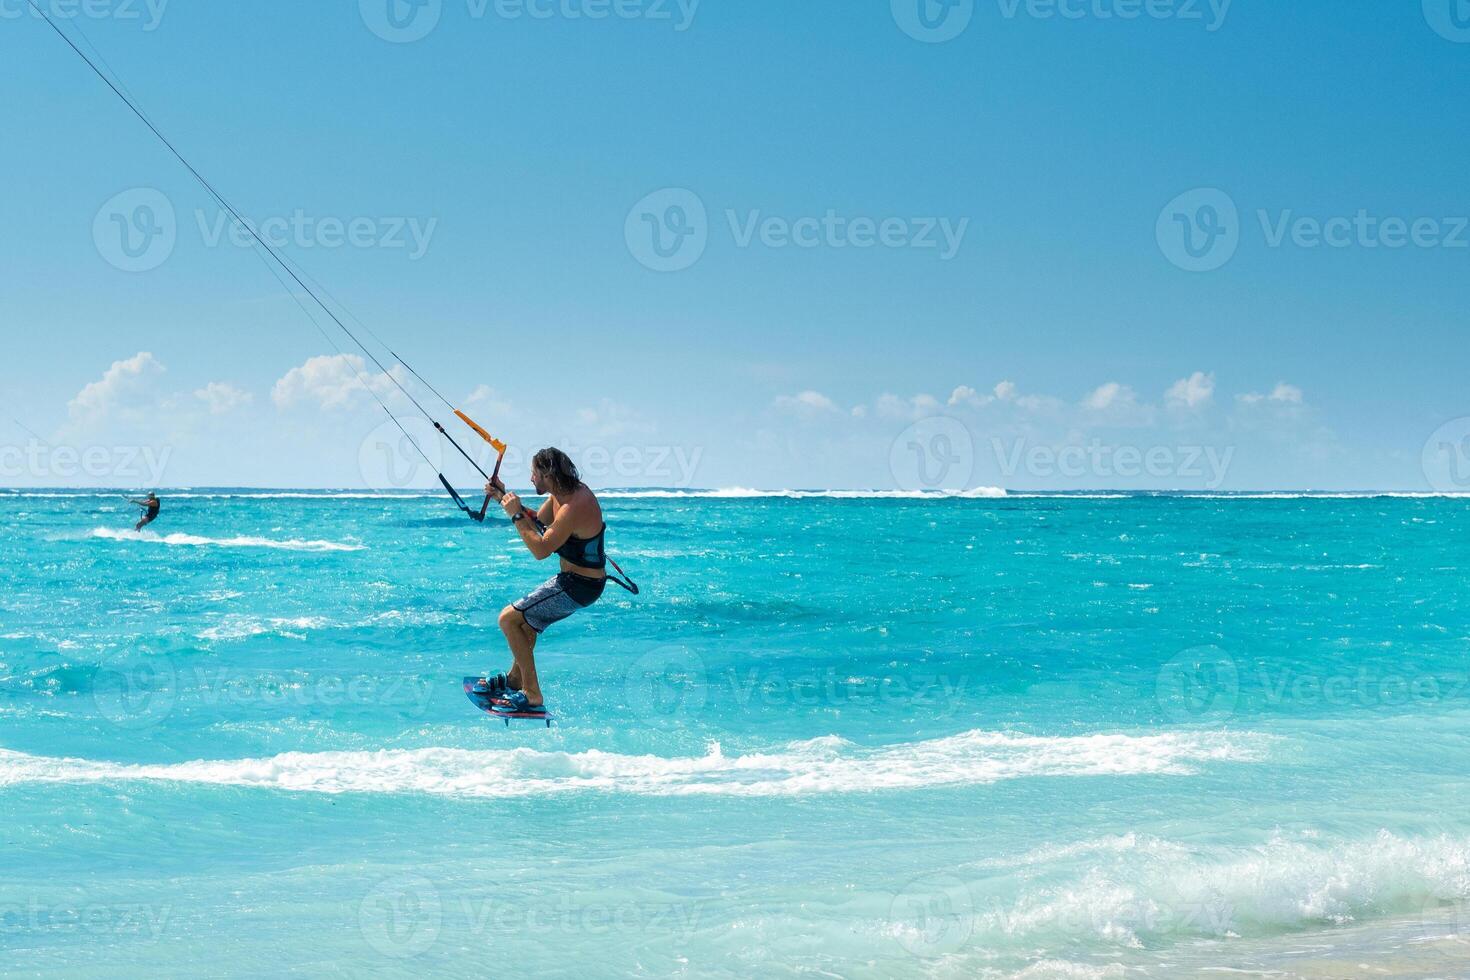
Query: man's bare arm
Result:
<box><xmin>508</xmin><ymin>500</ymin><xmax>578</xmax><ymax>560</ymax></box>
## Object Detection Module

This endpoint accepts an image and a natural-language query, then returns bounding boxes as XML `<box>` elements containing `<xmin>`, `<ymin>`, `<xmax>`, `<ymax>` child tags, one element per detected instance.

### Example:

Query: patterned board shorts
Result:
<box><xmin>513</xmin><ymin>572</ymin><xmax>607</xmax><ymax>634</ymax></box>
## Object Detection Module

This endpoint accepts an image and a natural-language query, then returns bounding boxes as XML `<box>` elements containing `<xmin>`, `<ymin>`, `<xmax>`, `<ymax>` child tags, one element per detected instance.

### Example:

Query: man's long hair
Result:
<box><xmin>533</xmin><ymin>447</ymin><xmax>581</xmax><ymax>496</ymax></box>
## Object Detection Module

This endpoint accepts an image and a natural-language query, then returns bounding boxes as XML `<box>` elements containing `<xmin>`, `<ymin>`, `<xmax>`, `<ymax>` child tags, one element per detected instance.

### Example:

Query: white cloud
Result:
<box><xmin>465</xmin><ymin>384</ymin><xmax>513</xmax><ymax>418</ymax></box>
<box><xmin>195</xmin><ymin>382</ymin><xmax>253</xmax><ymax>415</ymax></box>
<box><xmin>949</xmin><ymin>385</ymin><xmax>983</xmax><ymax>408</ymax></box>
<box><xmin>1083</xmin><ymin>382</ymin><xmax>1136</xmax><ymax>412</ymax></box>
<box><xmin>774</xmin><ymin>390</ymin><xmax>840</xmax><ymax>415</ymax></box>
<box><xmin>574</xmin><ymin>398</ymin><xmax>650</xmax><ymax>438</ymax></box>
<box><xmin>68</xmin><ymin>352</ymin><xmax>165</xmax><ymax>423</ymax></box>
<box><xmin>875</xmin><ymin>393</ymin><xmax>942</xmax><ymax>421</ymax></box>
<box><xmin>1166</xmin><ymin>371</ymin><xmax>1216</xmax><ymax>411</ymax></box>
<box><xmin>1269</xmin><ymin>382</ymin><xmax>1304</xmax><ymax>404</ymax></box>
<box><xmin>949</xmin><ymin>382</ymin><xmax>1029</xmax><ymax>410</ymax></box>
<box><xmin>272</xmin><ymin>354</ymin><xmax>399</xmax><ymax>411</ymax></box>
<box><xmin>985</xmin><ymin>380</ymin><xmax>1062</xmax><ymax>414</ymax></box>
<box><xmin>1238</xmin><ymin>383</ymin><xmax>1305</xmax><ymax>407</ymax></box>
<box><xmin>1078</xmin><ymin>381</ymin><xmax>1155</xmax><ymax>428</ymax></box>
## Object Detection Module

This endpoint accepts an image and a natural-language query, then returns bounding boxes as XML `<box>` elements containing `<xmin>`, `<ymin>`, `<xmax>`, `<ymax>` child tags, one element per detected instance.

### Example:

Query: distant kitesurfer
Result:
<box><xmin>128</xmin><ymin>492</ymin><xmax>161</xmax><ymax>531</ymax></box>
<box><xmin>478</xmin><ymin>449</ymin><xmax>610</xmax><ymax>714</ymax></box>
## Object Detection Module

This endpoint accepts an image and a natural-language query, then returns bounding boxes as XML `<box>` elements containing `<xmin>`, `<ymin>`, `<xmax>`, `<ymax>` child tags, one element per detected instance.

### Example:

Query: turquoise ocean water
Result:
<box><xmin>3</xmin><ymin>489</ymin><xmax>1470</xmax><ymax>978</ymax></box>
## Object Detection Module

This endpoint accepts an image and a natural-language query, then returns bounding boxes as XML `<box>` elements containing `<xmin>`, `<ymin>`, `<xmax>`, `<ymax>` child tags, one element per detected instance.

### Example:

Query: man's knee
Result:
<box><xmin>499</xmin><ymin>605</ymin><xmax>525</xmax><ymax>633</ymax></box>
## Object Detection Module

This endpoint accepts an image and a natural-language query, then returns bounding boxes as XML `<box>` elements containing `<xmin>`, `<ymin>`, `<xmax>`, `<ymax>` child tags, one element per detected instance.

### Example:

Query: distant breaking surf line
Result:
<box><xmin>0</xmin><ymin>729</ymin><xmax>1273</xmax><ymax>800</ymax></box>
<box><xmin>88</xmin><ymin>527</ymin><xmax>364</xmax><ymax>553</ymax></box>
<box><xmin>10</xmin><ymin>488</ymin><xmax>1470</xmax><ymax>500</ymax></box>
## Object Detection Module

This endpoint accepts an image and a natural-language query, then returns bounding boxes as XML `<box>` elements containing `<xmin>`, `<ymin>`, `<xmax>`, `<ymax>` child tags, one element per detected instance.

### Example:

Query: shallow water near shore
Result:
<box><xmin>3</xmin><ymin>490</ymin><xmax>1469</xmax><ymax>977</ymax></box>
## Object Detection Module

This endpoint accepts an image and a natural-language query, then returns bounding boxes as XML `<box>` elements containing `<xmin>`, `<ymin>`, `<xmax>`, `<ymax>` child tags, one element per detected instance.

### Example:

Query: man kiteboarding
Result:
<box><xmin>128</xmin><ymin>492</ymin><xmax>161</xmax><ymax>531</ymax></box>
<box><xmin>476</xmin><ymin>448</ymin><xmax>626</xmax><ymax>715</ymax></box>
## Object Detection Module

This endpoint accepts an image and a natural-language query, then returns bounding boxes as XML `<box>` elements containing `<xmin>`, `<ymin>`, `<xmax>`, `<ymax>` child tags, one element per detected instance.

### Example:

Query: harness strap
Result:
<box><xmin>606</xmin><ymin>557</ymin><xmax>640</xmax><ymax>596</ymax></box>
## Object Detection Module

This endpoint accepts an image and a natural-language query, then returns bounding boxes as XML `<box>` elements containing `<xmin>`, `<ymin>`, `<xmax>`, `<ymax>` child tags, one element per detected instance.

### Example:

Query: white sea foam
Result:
<box><xmin>196</xmin><ymin>615</ymin><xmax>331</xmax><ymax>642</ymax></box>
<box><xmin>0</xmin><ymin>729</ymin><xmax>1270</xmax><ymax>799</ymax></box>
<box><xmin>974</xmin><ymin>830</ymin><xmax>1470</xmax><ymax>949</ymax></box>
<box><xmin>1010</xmin><ymin>962</ymin><xmax>1125</xmax><ymax>980</ymax></box>
<box><xmin>88</xmin><ymin>527</ymin><xmax>364</xmax><ymax>552</ymax></box>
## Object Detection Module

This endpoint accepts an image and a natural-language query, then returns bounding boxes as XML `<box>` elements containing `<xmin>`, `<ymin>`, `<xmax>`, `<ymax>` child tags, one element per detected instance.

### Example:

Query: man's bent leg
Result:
<box><xmin>499</xmin><ymin>605</ymin><xmax>543</xmax><ymax>706</ymax></box>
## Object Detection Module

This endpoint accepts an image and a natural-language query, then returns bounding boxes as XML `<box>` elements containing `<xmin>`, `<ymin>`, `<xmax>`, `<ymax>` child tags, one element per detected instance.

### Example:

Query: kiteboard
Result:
<box><xmin>464</xmin><ymin>677</ymin><xmax>554</xmax><ymax>728</ymax></box>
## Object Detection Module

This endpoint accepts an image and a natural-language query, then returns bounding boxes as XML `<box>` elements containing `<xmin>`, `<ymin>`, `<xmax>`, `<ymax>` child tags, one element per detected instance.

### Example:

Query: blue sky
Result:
<box><xmin>3</xmin><ymin>0</ymin><xmax>1468</xmax><ymax>491</ymax></box>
